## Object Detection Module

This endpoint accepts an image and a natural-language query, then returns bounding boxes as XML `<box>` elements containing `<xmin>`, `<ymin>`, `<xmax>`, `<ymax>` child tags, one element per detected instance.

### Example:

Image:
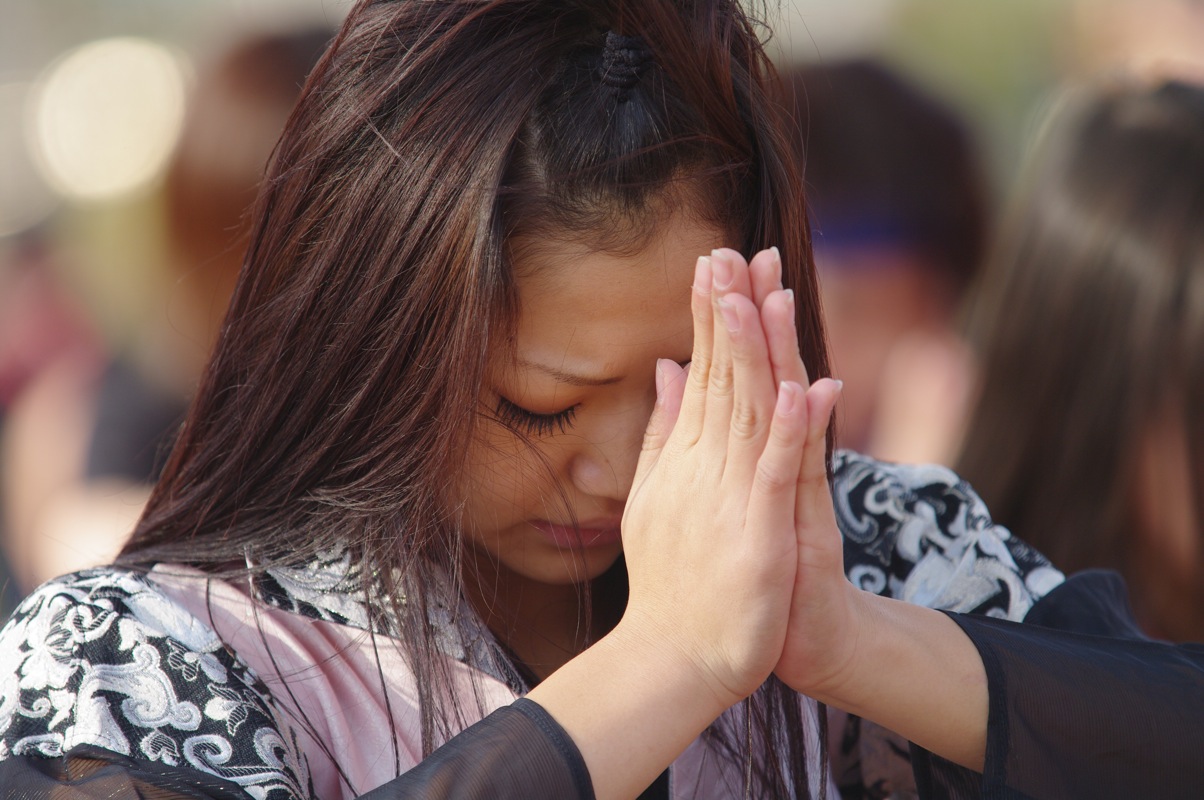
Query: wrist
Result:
<box><xmin>609</xmin><ymin>609</ymin><xmax>747</xmax><ymax>716</ymax></box>
<box><xmin>525</xmin><ymin>614</ymin><xmax>740</xmax><ymax>800</ymax></box>
<box><xmin>787</xmin><ymin>590</ymin><xmax>989</xmax><ymax>771</ymax></box>
<box><xmin>775</xmin><ymin>579</ymin><xmax>871</xmax><ymax>701</ymax></box>
<box><xmin>790</xmin><ymin>586</ymin><xmax>878</xmax><ymax>706</ymax></box>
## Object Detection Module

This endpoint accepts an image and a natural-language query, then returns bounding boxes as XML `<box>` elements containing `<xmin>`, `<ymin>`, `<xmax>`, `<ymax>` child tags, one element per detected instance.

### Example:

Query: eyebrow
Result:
<box><xmin>516</xmin><ymin>358</ymin><xmax>623</xmax><ymax>387</ymax></box>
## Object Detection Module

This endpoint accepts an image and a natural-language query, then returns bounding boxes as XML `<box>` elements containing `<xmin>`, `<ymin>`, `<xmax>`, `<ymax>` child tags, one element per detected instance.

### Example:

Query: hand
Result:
<box><xmin>527</xmin><ymin>249</ymin><xmax>894</xmax><ymax>800</ymax></box>
<box><xmin>617</xmin><ymin>249</ymin><xmax>812</xmax><ymax>709</ymax></box>
<box><xmin>745</xmin><ymin>247</ymin><xmax>990</xmax><ymax>769</ymax></box>
<box><xmin>735</xmin><ymin>247</ymin><xmax>858</xmax><ymax>699</ymax></box>
<box><xmin>532</xmin><ymin>250</ymin><xmax>986</xmax><ymax>797</ymax></box>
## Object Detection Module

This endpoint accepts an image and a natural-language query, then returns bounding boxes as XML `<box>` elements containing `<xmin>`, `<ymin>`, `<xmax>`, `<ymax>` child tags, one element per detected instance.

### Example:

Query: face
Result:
<box><xmin>457</xmin><ymin>215</ymin><xmax>720</xmax><ymax>591</ymax></box>
<box><xmin>815</xmin><ymin>246</ymin><xmax>957</xmax><ymax>454</ymax></box>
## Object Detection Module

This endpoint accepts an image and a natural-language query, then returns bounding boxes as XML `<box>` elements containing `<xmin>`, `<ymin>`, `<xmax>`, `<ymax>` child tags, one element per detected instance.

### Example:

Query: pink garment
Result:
<box><xmin>149</xmin><ymin>565</ymin><xmax>514</xmax><ymax>799</ymax></box>
<box><xmin>148</xmin><ymin>565</ymin><xmax>835</xmax><ymax>799</ymax></box>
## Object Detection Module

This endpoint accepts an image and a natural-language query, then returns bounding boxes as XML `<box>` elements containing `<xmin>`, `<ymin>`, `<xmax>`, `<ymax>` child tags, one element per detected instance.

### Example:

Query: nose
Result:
<box><xmin>568</xmin><ymin>399</ymin><xmax>651</xmax><ymax>504</ymax></box>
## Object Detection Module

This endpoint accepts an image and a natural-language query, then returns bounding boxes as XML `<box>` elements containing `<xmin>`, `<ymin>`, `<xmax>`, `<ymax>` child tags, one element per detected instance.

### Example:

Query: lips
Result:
<box><xmin>530</xmin><ymin>519</ymin><xmax>624</xmax><ymax>549</ymax></box>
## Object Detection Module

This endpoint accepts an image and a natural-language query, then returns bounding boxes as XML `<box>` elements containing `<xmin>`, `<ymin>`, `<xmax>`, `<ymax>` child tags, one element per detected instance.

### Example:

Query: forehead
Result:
<box><xmin>509</xmin><ymin>216</ymin><xmax>722</xmax><ymax>363</ymax></box>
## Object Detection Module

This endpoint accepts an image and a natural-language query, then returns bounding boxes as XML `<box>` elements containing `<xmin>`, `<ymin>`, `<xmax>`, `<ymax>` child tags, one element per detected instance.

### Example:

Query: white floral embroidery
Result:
<box><xmin>0</xmin><ymin>570</ymin><xmax>314</xmax><ymax>798</ymax></box>
<box><xmin>264</xmin><ymin>547</ymin><xmax>371</xmax><ymax>630</ymax></box>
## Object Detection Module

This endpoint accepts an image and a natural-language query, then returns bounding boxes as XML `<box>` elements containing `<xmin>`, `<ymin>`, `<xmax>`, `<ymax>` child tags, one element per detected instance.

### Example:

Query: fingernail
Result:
<box><xmin>833</xmin><ymin>379</ymin><xmax>844</xmax><ymax>392</ymax></box>
<box><xmin>711</xmin><ymin>250</ymin><xmax>734</xmax><ymax>290</ymax></box>
<box><xmin>694</xmin><ymin>256</ymin><xmax>712</xmax><ymax>294</ymax></box>
<box><xmin>776</xmin><ymin>381</ymin><xmax>798</xmax><ymax>416</ymax></box>
<box><xmin>717</xmin><ymin>297</ymin><xmax>741</xmax><ymax>332</ymax></box>
<box><xmin>771</xmin><ymin>246</ymin><xmax>783</xmax><ymax>286</ymax></box>
<box><xmin>783</xmin><ymin>288</ymin><xmax>794</xmax><ymax>308</ymax></box>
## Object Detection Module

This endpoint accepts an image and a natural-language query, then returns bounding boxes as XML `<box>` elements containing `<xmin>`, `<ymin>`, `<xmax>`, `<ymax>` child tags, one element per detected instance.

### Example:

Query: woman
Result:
<box><xmin>0</xmin><ymin>3</ymin><xmax>1200</xmax><ymax>799</ymax></box>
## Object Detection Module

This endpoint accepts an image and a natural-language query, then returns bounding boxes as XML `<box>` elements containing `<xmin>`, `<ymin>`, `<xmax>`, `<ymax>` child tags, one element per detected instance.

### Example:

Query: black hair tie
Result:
<box><xmin>599</xmin><ymin>31</ymin><xmax>653</xmax><ymax>99</ymax></box>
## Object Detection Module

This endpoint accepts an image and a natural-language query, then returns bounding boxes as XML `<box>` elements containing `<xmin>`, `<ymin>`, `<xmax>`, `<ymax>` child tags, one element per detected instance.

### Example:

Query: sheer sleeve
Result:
<box><xmin>913</xmin><ymin>570</ymin><xmax>1204</xmax><ymax>799</ymax></box>
<box><xmin>0</xmin><ymin>744</ymin><xmax>249</xmax><ymax>799</ymax></box>
<box><xmin>0</xmin><ymin>699</ymin><xmax>594</xmax><ymax>800</ymax></box>
<box><xmin>359</xmin><ymin>698</ymin><xmax>594</xmax><ymax>799</ymax></box>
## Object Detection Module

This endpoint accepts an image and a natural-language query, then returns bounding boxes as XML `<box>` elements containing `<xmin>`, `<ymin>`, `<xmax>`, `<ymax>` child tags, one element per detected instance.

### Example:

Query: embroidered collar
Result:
<box><xmin>250</xmin><ymin>545</ymin><xmax>529</xmax><ymax>694</ymax></box>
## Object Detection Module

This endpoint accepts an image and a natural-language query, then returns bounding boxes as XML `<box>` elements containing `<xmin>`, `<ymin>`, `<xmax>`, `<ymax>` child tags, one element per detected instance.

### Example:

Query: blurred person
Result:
<box><xmin>1070</xmin><ymin>0</ymin><xmax>1204</xmax><ymax>84</ymax></box>
<box><xmin>0</xmin><ymin>231</ymin><xmax>102</xmax><ymax>617</ymax></box>
<box><xmin>782</xmin><ymin>59</ymin><xmax>988</xmax><ymax>465</ymax></box>
<box><xmin>957</xmin><ymin>77</ymin><xmax>1204</xmax><ymax>643</ymax></box>
<box><xmin>0</xmin><ymin>26</ymin><xmax>331</xmax><ymax>594</ymax></box>
<box><xmin>0</xmin><ymin>233</ymin><xmax>100</xmax><ymax>415</ymax></box>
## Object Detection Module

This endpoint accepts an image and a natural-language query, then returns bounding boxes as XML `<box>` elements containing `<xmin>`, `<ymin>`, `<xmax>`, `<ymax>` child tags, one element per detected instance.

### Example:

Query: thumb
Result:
<box><xmin>796</xmin><ymin>378</ymin><xmax>842</xmax><ymax>532</ymax></box>
<box><xmin>636</xmin><ymin>359</ymin><xmax>688</xmax><ymax>476</ymax></box>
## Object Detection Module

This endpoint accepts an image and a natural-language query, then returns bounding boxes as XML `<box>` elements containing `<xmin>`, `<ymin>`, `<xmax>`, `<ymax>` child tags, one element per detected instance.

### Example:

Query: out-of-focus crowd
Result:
<box><xmin>0</xmin><ymin>0</ymin><xmax>1202</xmax><ymax>643</ymax></box>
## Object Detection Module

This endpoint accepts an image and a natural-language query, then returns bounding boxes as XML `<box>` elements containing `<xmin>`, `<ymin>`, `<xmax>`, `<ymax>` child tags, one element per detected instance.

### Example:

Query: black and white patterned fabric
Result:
<box><xmin>0</xmin><ymin>451</ymin><xmax>1064</xmax><ymax>799</ymax></box>
<box><xmin>828</xmin><ymin>452</ymin><xmax>1063</xmax><ymax>799</ymax></box>
<box><xmin>832</xmin><ymin>452</ymin><xmax>1062</xmax><ymax>616</ymax></box>
<box><xmin>0</xmin><ymin>568</ymin><xmax>314</xmax><ymax>798</ymax></box>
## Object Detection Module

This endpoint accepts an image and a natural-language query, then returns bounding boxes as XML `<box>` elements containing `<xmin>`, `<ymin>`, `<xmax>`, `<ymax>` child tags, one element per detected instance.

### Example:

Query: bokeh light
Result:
<box><xmin>29</xmin><ymin>37</ymin><xmax>188</xmax><ymax>202</ymax></box>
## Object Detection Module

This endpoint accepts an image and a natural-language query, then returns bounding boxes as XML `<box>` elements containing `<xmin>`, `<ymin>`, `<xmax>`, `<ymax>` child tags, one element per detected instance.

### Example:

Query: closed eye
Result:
<box><xmin>493</xmin><ymin>395</ymin><xmax>579</xmax><ymax>437</ymax></box>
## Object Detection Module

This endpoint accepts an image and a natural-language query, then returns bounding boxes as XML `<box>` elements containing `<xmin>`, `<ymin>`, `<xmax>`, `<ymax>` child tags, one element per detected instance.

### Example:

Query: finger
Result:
<box><xmin>748</xmin><ymin>246</ymin><xmax>782</xmax><ymax>309</ymax></box>
<box><xmin>675</xmin><ymin>256</ymin><xmax>713</xmax><ymax>444</ymax></box>
<box><xmin>711</xmin><ymin>248</ymin><xmax>753</xmax><ymax>299</ymax></box>
<box><xmin>702</xmin><ymin>249</ymin><xmax>749</xmax><ymax>446</ymax></box>
<box><xmin>795</xmin><ymin>378</ymin><xmax>842</xmax><ymax>532</ymax></box>
<box><xmin>746</xmin><ymin>381</ymin><xmax>807</xmax><ymax>545</ymax></box>
<box><xmin>719</xmin><ymin>292</ymin><xmax>779</xmax><ymax>482</ymax></box>
<box><xmin>643</xmin><ymin>359</ymin><xmax>688</xmax><ymax>451</ymax></box>
<box><xmin>760</xmin><ymin>288</ymin><xmax>811</xmax><ymax>391</ymax></box>
<box><xmin>634</xmin><ymin>359</ymin><xmax>689</xmax><ymax>481</ymax></box>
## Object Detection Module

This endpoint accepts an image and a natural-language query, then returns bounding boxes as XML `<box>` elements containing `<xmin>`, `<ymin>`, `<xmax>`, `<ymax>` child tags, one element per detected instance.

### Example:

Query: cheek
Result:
<box><xmin>457</xmin><ymin>422</ymin><xmax>566</xmax><ymax>528</ymax></box>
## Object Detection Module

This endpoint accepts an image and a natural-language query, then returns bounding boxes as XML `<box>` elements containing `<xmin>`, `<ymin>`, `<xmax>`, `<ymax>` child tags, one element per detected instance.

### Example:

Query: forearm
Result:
<box><xmin>525</xmin><ymin>619</ymin><xmax>735</xmax><ymax>800</ymax></box>
<box><xmin>804</xmin><ymin>590</ymin><xmax>989</xmax><ymax>772</ymax></box>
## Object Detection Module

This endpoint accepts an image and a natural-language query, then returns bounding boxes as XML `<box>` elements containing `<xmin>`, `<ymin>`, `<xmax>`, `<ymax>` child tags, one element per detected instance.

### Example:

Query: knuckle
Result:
<box><xmin>796</xmin><ymin>460</ymin><xmax>827</xmax><ymax>490</ymax></box>
<box><xmin>708</xmin><ymin>360</ymin><xmax>735</xmax><ymax>397</ymax></box>
<box><xmin>768</xmin><ymin>413</ymin><xmax>804</xmax><ymax>448</ymax></box>
<box><xmin>662</xmin><ymin>436</ymin><xmax>691</xmax><ymax>461</ymax></box>
<box><xmin>686</xmin><ymin>357</ymin><xmax>711</xmax><ymax>391</ymax></box>
<box><xmin>728</xmin><ymin>401</ymin><xmax>764</xmax><ymax>440</ymax></box>
<box><xmin>754</xmin><ymin>461</ymin><xmax>792</xmax><ymax>495</ymax></box>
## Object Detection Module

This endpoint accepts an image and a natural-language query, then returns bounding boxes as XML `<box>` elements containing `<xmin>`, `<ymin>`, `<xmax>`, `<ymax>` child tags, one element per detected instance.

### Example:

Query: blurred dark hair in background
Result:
<box><xmin>786</xmin><ymin>58</ymin><xmax>988</xmax><ymax>292</ymax></box>
<box><xmin>781</xmin><ymin>59</ymin><xmax>988</xmax><ymax>463</ymax></box>
<box><xmin>957</xmin><ymin>78</ymin><xmax>1204</xmax><ymax>642</ymax></box>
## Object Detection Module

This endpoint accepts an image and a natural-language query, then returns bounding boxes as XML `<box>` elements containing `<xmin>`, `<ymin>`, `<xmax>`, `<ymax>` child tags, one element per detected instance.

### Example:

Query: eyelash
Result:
<box><xmin>494</xmin><ymin>395</ymin><xmax>579</xmax><ymax>437</ymax></box>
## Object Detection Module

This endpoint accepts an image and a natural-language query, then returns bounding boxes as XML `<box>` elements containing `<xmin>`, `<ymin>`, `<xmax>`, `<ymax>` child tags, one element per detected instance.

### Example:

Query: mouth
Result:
<box><xmin>530</xmin><ymin>519</ymin><xmax>624</xmax><ymax>550</ymax></box>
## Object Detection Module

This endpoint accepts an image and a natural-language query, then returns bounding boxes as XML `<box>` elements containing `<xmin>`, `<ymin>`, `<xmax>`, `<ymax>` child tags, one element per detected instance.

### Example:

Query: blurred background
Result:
<box><xmin>0</xmin><ymin>0</ymin><xmax>345</xmax><ymax>613</ymax></box>
<box><xmin>0</xmin><ymin>0</ymin><xmax>1202</xmax><ymax>627</ymax></box>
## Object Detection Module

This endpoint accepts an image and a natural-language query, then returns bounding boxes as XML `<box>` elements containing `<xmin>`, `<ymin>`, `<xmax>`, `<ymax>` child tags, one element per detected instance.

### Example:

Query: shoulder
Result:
<box><xmin>0</xmin><ymin>566</ymin><xmax>314</xmax><ymax>798</ymax></box>
<box><xmin>832</xmin><ymin>450</ymin><xmax>1064</xmax><ymax>620</ymax></box>
<box><xmin>832</xmin><ymin>450</ymin><xmax>998</xmax><ymax>541</ymax></box>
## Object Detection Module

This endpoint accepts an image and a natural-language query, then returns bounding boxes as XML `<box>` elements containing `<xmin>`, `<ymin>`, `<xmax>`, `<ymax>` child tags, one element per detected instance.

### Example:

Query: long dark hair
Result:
<box><xmin>957</xmin><ymin>79</ymin><xmax>1204</xmax><ymax>640</ymax></box>
<box><xmin>121</xmin><ymin>0</ymin><xmax>830</xmax><ymax>794</ymax></box>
